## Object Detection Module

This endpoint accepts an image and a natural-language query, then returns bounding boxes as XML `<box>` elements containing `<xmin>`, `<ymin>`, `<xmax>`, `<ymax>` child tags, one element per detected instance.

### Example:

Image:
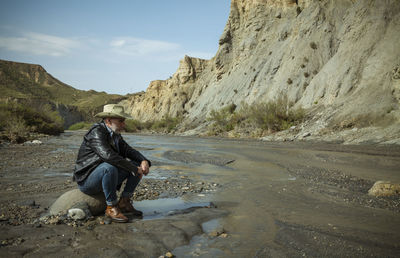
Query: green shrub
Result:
<box><xmin>207</xmin><ymin>104</ymin><xmax>237</xmax><ymax>134</ymax></box>
<box><xmin>124</xmin><ymin>116</ymin><xmax>182</xmax><ymax>133</ymax></box>
<box><xmin>125</xmin><ymin>119</ymin><xmax>144</xmax><ymax>132</ymax></box>
<box><xmin>0</xmin><ymin>101</ymin><xmax>64</xmax><ymax>142</ymax></box>
<box><xmin>151</xmin><ymin>115</ymin><xmax>183</xmax><ymax>133</ymax></box>
<box><xmin>207</xmin><ymin>96</ymin><xmax>305</xmax><ymax>137</ymax></box>
<box><xmin>68</xmin><ymin>121</ymin><xmax>92</xmax><ymax>130</ymax></box>
<box><xmin>241</xmin><ymin>96</ymin><xmax>304</xmax><ymax>132</ymax></box>
<box><xmin>4</xmin><ymin>116</ymin><xmax>29</xmax><ymax>143</ymax></box>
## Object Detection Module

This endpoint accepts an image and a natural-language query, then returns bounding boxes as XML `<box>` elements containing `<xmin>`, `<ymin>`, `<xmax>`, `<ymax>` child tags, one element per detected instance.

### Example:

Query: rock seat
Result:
<box><xmin>50</xmin><ymin>189</ymin><xmax>106</xmax><ymax>216</ymax></box>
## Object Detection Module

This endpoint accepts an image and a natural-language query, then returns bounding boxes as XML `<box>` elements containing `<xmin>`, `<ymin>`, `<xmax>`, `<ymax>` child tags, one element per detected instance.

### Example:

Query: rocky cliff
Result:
<box><xmin>121</xmin><ymin>0</ymin><xmax>400</xmax><ymax>144</ymax></box>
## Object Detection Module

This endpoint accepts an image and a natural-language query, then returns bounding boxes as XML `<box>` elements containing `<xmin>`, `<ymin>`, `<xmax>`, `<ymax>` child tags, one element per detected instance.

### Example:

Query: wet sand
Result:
<box><xmin>1</xmin><ymin>132</ymin><xmax>399</xmax><ymax>257</ymax></box>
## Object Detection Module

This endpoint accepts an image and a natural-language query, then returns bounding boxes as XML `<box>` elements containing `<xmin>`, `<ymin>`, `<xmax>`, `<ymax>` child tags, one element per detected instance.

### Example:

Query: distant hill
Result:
<box><xmin>0</xmin><ymin>59</ymin><xmax>126</xmax><ymax>128</ymax></box>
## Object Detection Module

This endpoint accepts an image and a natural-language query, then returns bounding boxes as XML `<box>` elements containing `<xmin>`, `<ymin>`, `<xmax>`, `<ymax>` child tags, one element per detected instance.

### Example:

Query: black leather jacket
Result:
<box><xmin>73</xmin><ymin>121</ymin><xmax>151</xmax><ymax>183</ymax></box>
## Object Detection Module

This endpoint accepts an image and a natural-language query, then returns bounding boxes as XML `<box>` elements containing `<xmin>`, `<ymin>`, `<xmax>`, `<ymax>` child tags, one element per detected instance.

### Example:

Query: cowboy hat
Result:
<box><xmin>95</xmin><ymin>104</ymin><xmax>133</xmax><ymax>119</ymax></box>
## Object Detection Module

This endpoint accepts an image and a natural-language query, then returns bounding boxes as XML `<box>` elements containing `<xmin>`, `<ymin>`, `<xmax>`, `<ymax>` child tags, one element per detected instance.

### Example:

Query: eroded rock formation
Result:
<box><xmin>121</xmin><ymin>0</ymin><xmax>400</xmax><ymax>143</ymax></box>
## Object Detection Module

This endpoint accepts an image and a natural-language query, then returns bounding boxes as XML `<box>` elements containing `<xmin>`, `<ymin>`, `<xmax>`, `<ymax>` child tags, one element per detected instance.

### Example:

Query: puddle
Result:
<box><xmin>201</xmin><ymin>218</ymin><xmax>224</xmax><ymax>235</ymax></box>
<box><xmin>133</xmin><ymin>197</ymin><xmax>211</xmax><ymax>220</ymax></box>
<box><xmin>273</xmin><ymin>176</ymin><xmax>297</xmax><ymax>181</ymax></box>
<box><xmin>173</xmin><ymin>218</ymin><xmax>226</xmax><ymax>258</ymax></box>
<box><xmin>144</xmin><ymin>165</ymin><xmax>187</xmax><ymax>179</ymax></box>
<box><xmin>172</xmin><ymin>235</ymin><xmax>225</xmax><ymax>257</ymax></box>
<box><xmin>44</xmin><ymin>172</ymin><xmax>72</xmax><ymax>177</ymax></box>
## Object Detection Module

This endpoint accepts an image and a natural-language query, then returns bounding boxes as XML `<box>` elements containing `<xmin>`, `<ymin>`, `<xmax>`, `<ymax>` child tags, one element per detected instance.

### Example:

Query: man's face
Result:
<box><xmin>107</xmin><ymin>118</ymin><xmax>126</xmax><ymax>133</ymax></box>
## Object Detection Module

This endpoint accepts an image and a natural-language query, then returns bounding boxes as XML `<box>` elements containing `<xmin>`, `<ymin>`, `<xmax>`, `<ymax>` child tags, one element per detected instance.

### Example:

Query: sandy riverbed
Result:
<box><xmin>0</xmin><ymin>132</ymin><xmax>399</xmax><ymax>257</ymax></box>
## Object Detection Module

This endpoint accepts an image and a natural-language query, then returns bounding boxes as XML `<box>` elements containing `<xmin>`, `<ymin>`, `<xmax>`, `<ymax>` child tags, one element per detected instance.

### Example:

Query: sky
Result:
<box><xmin>0</xmin><ymin>0</ymin><xmax>230</xmax><ymax>95</ymax></box>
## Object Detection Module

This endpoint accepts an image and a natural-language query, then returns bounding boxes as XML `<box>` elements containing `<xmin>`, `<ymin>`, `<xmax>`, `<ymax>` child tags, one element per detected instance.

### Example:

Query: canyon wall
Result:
<box><xmin>121</xmin><ymin>0</ymin><xmax>400</xmax><ymax>142</ymax></box>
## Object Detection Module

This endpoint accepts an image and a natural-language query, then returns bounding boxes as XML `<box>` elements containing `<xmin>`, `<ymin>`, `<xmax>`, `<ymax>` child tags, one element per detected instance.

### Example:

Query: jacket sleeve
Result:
<box><xmin>86</xmin><ymin>127</ymin><xmax>139</xmax><ymax>175</ymax></box>
<box><xmin>120</xmin><ymin>137</ymin><xmax>151</xmax><ymax>167</ymax></box>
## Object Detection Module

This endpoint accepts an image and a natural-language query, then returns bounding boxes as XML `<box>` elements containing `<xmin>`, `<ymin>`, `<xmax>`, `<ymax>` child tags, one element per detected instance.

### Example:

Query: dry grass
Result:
<box><xmin>207</xmin><ymin>96</ymin><xmax>305</xmax><ymax>137</ymax></box>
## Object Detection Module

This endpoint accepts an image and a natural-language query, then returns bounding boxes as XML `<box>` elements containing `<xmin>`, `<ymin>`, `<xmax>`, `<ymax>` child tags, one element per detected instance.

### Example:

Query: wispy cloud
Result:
<box><xmin>110</xmin><ymin>37</ymin><xmax>180</xmax><ymax>56</ymax></box>
<box><xmin>0</xmin><ymin>32</ymin><xmax>80</xmax><ymax>57</ymax></box>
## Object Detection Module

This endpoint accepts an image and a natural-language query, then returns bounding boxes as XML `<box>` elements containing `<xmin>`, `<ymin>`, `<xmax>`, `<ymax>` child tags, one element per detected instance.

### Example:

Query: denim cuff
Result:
<box><xmin>106</xmin><ymin>199</ymin><xmax>118</xmax><ymax>206</ymax></box>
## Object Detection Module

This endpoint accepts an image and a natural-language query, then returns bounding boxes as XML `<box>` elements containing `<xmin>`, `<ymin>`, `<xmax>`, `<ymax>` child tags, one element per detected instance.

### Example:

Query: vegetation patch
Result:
<box><xmin>0</xmin><ymin>101</ymin><xmax>64</xmax><ymax>143</ymax></box>
<box><xmin>124</xmin><ymin>115</ymin><xmax>183</xmax><ymax>133</ymax></box>
<box><xmin>207</xmin><ymin>96</ymin><xmax>305</xmax><ymax>137</ymax></box>
<box><xmin>68</xmin><ymin>122</ymin><xmax>92</xmax><ymax>131</ymax></box>
<box><xmin>67</xmin><ymin>115</ymin><xmax>184</xmax><ymax>134</ymax></box>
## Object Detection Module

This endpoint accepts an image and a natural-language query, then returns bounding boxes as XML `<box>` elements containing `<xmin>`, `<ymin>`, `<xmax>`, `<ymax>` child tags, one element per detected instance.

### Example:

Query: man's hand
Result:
<box><xmin>140</xmin><ymin>160</ymin><xmax>150</xmax><ymax>175</ymax></box>
<box><xmin>136</xmin><ymin>167</ymin><xmax>144</xmax><ymax>179</ymax></box>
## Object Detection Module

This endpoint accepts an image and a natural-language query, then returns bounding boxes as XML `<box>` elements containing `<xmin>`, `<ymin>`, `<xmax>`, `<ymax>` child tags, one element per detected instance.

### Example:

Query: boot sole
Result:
<box><xmin>120</xmin><ymin>209</ymin><xmax>143</xmax><ymax>217</ymax></box>
<box><xmin>106</xmin><ymin>215</ymin><xmax>128</xmax><ymax>223</ymax></box>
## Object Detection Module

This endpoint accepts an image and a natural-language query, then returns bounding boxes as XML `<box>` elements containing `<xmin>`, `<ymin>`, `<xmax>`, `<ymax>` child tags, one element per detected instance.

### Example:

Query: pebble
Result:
<box><xmin>48</xmin><ymin>217</ymin><xmax>61</xmax><ymax>224</ymax></box>
<box><xmin>23</xmin><ymin>140</ymin><xmax>42</xmax><ymax>145</ymax></box>
<box><xmin>165</xmin><ymin>252</ymin><xmax>174</xmax><ymax>258</ymax></box>
<box><xmin>219</xmin><ymin>233</ymin><xmax>228</xmax><ymax>238</ymax></box>
<box><xmin>68</xmin><ymin>208</ymin><xmax>86</xmax><ymax>220</ymax></box>
<box><xmin>132</xmin><ymin>178</ymin><xmax>221</xmax><ymax>201</ymax></box>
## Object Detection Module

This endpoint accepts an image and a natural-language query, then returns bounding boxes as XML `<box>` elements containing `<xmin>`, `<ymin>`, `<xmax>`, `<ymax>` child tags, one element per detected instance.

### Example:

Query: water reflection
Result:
<box><xmin>134</xmin><ymin>197</ymin><xmax>211</xmax><ymax>220</ymax></box>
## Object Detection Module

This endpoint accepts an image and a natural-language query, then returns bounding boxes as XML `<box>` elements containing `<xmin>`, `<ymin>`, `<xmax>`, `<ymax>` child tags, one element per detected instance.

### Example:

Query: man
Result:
<box><xmin>73</xmin><ymin>104</ymin><xmax>151</xmax><ymax>223</ymax></box>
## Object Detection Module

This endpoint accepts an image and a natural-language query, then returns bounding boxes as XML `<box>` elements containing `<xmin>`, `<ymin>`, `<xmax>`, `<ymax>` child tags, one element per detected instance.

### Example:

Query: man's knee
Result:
<box><xmin>101</xmin><ymin>163</ymin><xmax>119</xmax><ymax>178</ymax></box>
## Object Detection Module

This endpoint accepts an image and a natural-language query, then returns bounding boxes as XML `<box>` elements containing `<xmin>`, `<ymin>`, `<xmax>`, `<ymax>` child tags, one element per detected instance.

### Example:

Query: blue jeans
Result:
<box><xmin>78</xmin><ymin>162</ymin><xmax>141</xmax><ymax>206</ymax></box>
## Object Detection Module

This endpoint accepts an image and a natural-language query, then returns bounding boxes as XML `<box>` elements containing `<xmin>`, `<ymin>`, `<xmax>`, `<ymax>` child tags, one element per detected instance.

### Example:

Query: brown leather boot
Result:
<box><xmin>105</xmin><ymin>205</ymin><xmax>128</xmax><ymax>223</ymax></box>
<box><xmin>118</xmin><ymin>197</ymin><xmax>143</xmax><ymax>217</ymax></box>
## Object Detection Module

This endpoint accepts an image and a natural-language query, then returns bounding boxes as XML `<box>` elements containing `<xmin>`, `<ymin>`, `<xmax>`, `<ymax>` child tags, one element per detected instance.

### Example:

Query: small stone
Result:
<box><xmin>48</xmin><ymin>217</ymin><xmax>61</xmax><ymax>224</ymax></box>
<box><xmin>165</xmin><ymin>252</ymin><xmax>174</xmax><ymax>258</ymax></box>
<box><xmin>368</xmin><ymin>181</ymin><xmax>400</xmax><ymax>197</ymax></box>
<box><xmin>68</xmin><ymin>208</ymin><xmax>86</xmax><ymax>220</ymax></box>
<box><xmin>219</xmin><ymin>233</ymin><xmax>228</xmax><ymax>238</ymax></box>
<box><xmin>32</xmin><ymin>140</ymin><xmax>42</xmax><ymax>145</ymax></box>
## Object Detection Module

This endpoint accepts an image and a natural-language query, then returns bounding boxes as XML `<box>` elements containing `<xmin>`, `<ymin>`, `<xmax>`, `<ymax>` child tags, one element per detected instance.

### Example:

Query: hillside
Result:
<box><xmin>120</xmin><ymin>0</ymin><xmax>400</xmax><ymax>144</ymax></box>
<box><xmin>0</xmin><ymin>59</ymin><xmax>126</xmax><ymax>127</ymax></box>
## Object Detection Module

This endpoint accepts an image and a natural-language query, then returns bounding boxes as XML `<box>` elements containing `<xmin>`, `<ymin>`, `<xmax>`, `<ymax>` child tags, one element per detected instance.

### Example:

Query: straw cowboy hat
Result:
<box><xmin>95</xmin><ymin>104</ymin><xmax>133</xmax><ymax>119</ymax></box>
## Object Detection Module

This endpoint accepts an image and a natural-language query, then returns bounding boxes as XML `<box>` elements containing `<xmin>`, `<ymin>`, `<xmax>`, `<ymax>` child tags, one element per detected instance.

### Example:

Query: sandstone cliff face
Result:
<box><xmin>122</xmin><ymin>0</ymin><xmax>400</xmax><ymax>143</ymax></box>
<box><xmin>121</xmin><ymin>55</ymin><xmax>208</xmax><ymax>121</ymax></box>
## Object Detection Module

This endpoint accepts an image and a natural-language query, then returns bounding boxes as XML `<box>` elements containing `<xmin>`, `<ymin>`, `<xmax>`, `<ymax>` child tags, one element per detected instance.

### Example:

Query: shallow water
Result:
<box><xmin>122</xmin><ymin>134</ymin><xmax>400</xmax><ymax>257</ymax></box>
<box><xmin>134</xmin><ymin>197</ymin><xmax>212</xmax><ymax>220</ymax></box>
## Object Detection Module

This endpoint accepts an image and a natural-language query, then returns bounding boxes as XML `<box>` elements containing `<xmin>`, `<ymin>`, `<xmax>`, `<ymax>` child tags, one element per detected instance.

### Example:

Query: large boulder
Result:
<box><xmin>50</xmin><ymin>189</ymin><xmax>106</xmax><ymax>216</ymax></box>
<box><xmin>368</xmin><ymin>181</ymin><xmax>400</xmax><ymax>197</ymax></box>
